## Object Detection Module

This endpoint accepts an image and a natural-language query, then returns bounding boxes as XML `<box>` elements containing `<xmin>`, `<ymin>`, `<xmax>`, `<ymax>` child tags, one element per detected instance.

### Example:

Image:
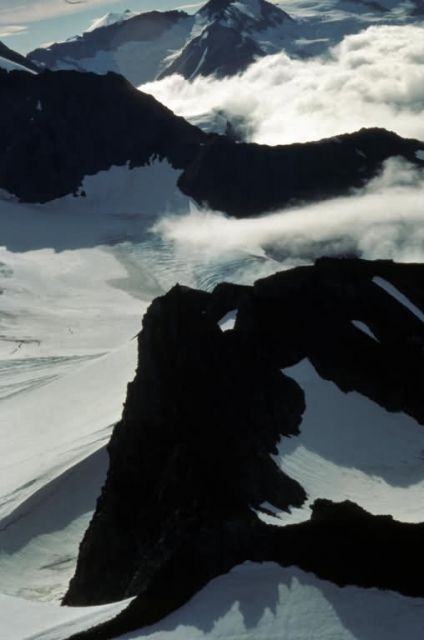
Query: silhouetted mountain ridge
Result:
<box><xmin>64</xmin><ymin>257</ymin><xmax>424</xmax><ymax>640</ymax></box>
<box><xmin>1</xmin><ymin>68</ymin><xmax>423</xmax><ymax>215</ymax></box>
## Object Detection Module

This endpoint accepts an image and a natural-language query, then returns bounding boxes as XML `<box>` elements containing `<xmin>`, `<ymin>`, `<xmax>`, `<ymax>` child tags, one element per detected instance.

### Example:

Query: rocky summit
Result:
<box><xmin>64</xmin><ymin>257</ymin><xmax>424</xmax><ymax>639</ymax></box>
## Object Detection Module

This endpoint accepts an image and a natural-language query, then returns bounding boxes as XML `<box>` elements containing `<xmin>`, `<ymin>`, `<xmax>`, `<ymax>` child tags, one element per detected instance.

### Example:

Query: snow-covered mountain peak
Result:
<box><xmin>85</xmin><ymin>9</ymin><xmax>140</xmax><ymax>33</ymax></box>
<box><xmin>199</xmin><ymin>0</ymin><xmax>293</xmax><ymax>30</ymax></box>
<box><xmin>154</xmin><ymin>0</ymin><xmax>295</xmax><ymax>80</ymax></box>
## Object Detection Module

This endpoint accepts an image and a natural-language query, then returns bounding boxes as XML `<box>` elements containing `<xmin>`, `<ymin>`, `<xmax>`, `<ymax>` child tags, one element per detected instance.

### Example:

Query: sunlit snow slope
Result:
<box><xmin>1</xmin><ymin>155</ymin><xmax>424</xmax><ymax>640</ymax></box>
<box><xmin>4</xmin><ymin>564</ymin><xmax>424</xmax><ymax>640</ymax></box>
<box><xmin>0</xmin><ymin>160</ymin><xmax>187</xmax><ymax>603</ymax></box>
<box><xmin>256</xmin><ymin>358</ymin><xmax>424</xmax><ymax>528</ymax></box>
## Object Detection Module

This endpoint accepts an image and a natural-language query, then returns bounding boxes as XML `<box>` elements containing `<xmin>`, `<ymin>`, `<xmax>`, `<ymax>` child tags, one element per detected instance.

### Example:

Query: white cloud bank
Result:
<box><xmin>154</xmin><ymin>159</ymin><xmax>424</xmax><ymax>276</ymax></box>
<box><xmin>140</xmin><ymin>23</ymin><xmax>424</xmax><ymax>145</ymax></box>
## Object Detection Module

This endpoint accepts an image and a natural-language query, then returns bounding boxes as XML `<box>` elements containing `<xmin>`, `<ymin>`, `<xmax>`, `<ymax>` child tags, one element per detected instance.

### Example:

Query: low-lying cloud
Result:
<box><xmin>153</xmin><ymin>159</ymin><xmax>424</xmax><ymax>278</ymax></box>
<box><xmin>141</xmin><ymin>23</ymin><xmax>424</xmax><ymax>145</ymax></box>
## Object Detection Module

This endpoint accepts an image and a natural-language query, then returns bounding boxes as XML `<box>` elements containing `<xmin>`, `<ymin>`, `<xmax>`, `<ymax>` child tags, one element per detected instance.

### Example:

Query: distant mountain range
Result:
<box><xmin>26</xmin><ymin>0</ymin><xmax>294</xmax><ymax>84</ymax></box>
<box><xmin>25</xmin><ymin>0</ymin><xmax>424</xmax><ymax>85</ymax></box>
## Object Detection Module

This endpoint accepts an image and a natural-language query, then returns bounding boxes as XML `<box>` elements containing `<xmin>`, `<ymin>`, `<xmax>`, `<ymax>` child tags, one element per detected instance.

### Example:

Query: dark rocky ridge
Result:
<box><xmin>63</xmin><ymin>283</ymin><xmax>307</xmax><ymax>606</ymax></box>
<box><xmin>0</xmin><ymin>69</ymin><xmax>423</xmax><ymax>213</ymax></box>
<box><xmin>0</xmin><ymin>69</ymin><xmax>205</xmax><ymax>203</ymax></box>
<box><xmin>67</xmin><ymin>499</ymin><xmax>424</xmax><ymax>640</ymax></box>
<box><xmin>178</xmin><ymin>128</ymin><xmax>424</xmax><ymax>216</ymax></box>
<box><xmin>65</xmin><ymin>258</ymin><xmax>424</xmax><ymax>639</ymax></box>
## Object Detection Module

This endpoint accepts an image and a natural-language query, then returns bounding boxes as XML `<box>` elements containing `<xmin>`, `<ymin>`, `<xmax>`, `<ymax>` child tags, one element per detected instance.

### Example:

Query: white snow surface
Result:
<box><xmin>2</xmin><ymin>155</ymin><xmax>424</xmax><ymax>634</ymax></box>
<box><xmin>231</xmin><ymin>0</ymin><xmax>264</xmax><ymax>21</ymax></box>
<box><xmin>114</xmin><ymin>563</ymin><xmax>424</xmax><ymax>640</ymax></box>
<box><xmin>3</xmin><ymin>563</ymin><xmax>424</xmax><ymax>640</ymax></box>
<box><xmin>86</xmin><ymin>10</ymin><xmax>140</xmax><ymax>33</ymax></box>
<box><xmin>0</xmin><ymin>246</ymin><xmax>142</xmax><ymax>600</ymax></box>
<box><xmin>373</xmin><ymin>276</ymin><xmax>424</xmax><ymax>323</ymax></box>
<box><xmin>351</xmin><ymin>319</ymin><xmax>379</xmax><ymax>341</ymax></box>
<box><xmin>0</xmin><ymin>56</ymin><xmax>36</xmax><ymax>74</ymax></box>
<box><xmin>1</xmin><ymin>592</ymin><xmax>131</xmax><ymax>639</ymax></box>
<box><xmin>0</xmin><ymin>156</ymin><xmax>285</xmax><ymax>606</ymax></box>
<box><xmin>0</xmin><ymin>160</ymin><xmax>188</xmax><ymax>251</ymax></box>
<box><xmin>256</xmin><ymin>359</ymin><xmax>424</xmax><ymax>528</ymax></box>
<box><xmin>0</xmin><ymin>159</ymin><xmax>191</xmax><ymax>602</ymax></box>
<box><xmin>218</xmin><ymin>310</ymin><xmax>237</xmax><ymax>331</ymax></box>
<box><xmin>54</xmin><ymin>19</ymin><xmax>194</xmax><ymax>86</ymax></box>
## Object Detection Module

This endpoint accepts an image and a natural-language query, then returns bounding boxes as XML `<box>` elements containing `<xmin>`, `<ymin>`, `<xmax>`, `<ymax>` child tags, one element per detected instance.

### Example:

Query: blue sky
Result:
<box><xmin>0</xmin><ymin>1</ymin><xmax>203</xmax><ymax>54</ymax></box>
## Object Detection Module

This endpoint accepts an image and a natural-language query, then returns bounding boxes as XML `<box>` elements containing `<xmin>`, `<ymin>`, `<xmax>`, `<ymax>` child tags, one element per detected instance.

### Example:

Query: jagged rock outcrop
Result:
<box><xmin>64</xmin><ymin>257</ymin><xmax>424</xmax><ymax>639</ymax></box>
<box><xmin>67</xmin><ymin>498</ymin><xmax>424</xmax><ymax>640</ymax></box>
<box><xmin>63</xmin><ymin>283</ymin><xmax>306</xmax><ymax>607</ymax></box>
<box><xmin>0</xmin><ymin>69</ymin><xmax>205</xmax><ymax>203</ymax></box>
<box><xmin>272</xmin><ymin>498</ymin><xmax>424</xmax><ymax>598</ymax></box>
<box><xmin>237</xmin><ymin>257</ymin><xmax>424</xmax><ymax>422</ymax></box>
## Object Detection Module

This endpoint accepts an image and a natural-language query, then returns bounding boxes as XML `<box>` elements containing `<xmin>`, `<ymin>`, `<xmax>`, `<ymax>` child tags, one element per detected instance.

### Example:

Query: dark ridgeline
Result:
<box><xmin>64</xmin><ymin>258</ymin><xmax>424</xmax><ymax>640</ymax></box>
<box><xmin>0</xmin><ymin>69</ymin><xmax>204</xmax><ymax>203</ymax></box>
<box><xmin>0</xmin><ymin>69</ymin><xmax>423</xmax><ymax>213</ymax></box>
<box><xmin>177</xmin><ymin>128</ymin><xmax>424</xmax><ymax>216</ymax></box>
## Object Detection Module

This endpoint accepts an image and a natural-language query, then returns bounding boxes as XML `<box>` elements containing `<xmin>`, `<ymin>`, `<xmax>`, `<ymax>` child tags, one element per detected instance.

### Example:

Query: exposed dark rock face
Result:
<box><xmin>63</xmin><ymin>284</ymin><xmax>306</xmax><ymax>607</ymax></box>
<box><xmin>0</xmin><ymin>69</ymin><xmax>423</xmax><ymax>215</ymax></box>
<box><xmin>178</xmin><ymin>128</ymin><xmax>424</xmax><ymax>216</ymax></box>
<box><xmin>66</xmin><ymin>498</ymin><xmax>424</xmax><ymax>640</ymax></box>
<box><xmin>64</xmin><ymin>258</ymin><xmax>424</xmax><ymax>639</ymax></box>
<box><xmin>272</xmin><ymin>498</ymin><xmax>424</xmax><ymax>597</ymax></box>
<box><xmin>158</xmin><ymin>22</ymin><xmax>263</xmax><ymax>79</ymax></box>
<box><xmin>239</xmin><ymin>257</ymin><xmax>424</xmax><ymax>423</ymax></box>
<box><xmin>0</xmin><ymin>69</ymin><xmax>205</xmax><ymax>203</ymax></box>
